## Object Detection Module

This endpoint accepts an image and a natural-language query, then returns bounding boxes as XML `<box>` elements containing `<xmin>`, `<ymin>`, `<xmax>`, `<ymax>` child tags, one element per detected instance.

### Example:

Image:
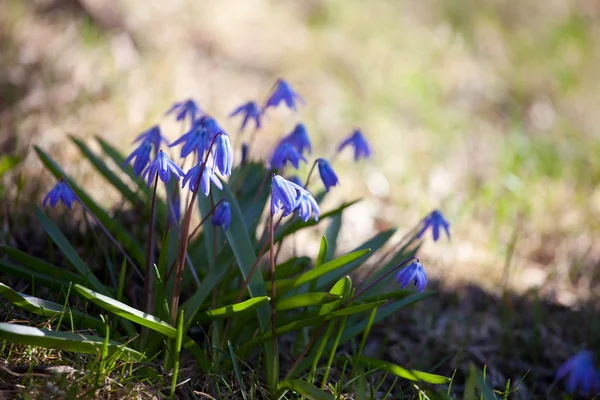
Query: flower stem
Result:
<box><xmin>269</xmin><ymin>211</ymin><xmax>278</xmax><ymax>389</ymax></box>
<box><xmin>304</xmin><ymin>158</ymin><xmax>321</xmax><ymax>188</ymax></box>
<box><xmin>144</xmin><ymin>174</ymin><xmax>159</xmax><ymax>314</ymax></box>
<box><xmin>170</xmin><ymin>133</ymin><xmax>222</xmax><ymax>324</ymax></box>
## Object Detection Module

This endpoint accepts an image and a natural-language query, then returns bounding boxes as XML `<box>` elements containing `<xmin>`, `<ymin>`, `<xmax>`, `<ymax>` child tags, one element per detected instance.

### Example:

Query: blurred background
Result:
<box><xmin>1</xmin><ymin>0</ymin><xmax>600</xmax><ymax>395</ymax></box>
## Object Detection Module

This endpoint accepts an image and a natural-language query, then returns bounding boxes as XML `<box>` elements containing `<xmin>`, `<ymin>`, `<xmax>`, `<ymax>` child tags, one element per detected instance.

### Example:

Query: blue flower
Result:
<box><xmin>182</xmin><ymin>162</ymin><xmax>223</xmax><ymax>196</ymax></box>
<box><xmin>417</xmin><ymin>210</ymin><xmax>451</xmax><ymax>242</ymax></box>
<box><xmin>264</xmin><ymin>79</ymin><xmax>305</xmax><ymax>112</ymax></box>
<box><xmin>199</xmin><ymin>115</ymin><xmax>226</xmax><ymax>143</ymax></box>
<box><xmin>271</xmin><ymin>174</ymin><xmax>302</xmax><ymax>217</ymax></box>
<box><xmin>337</xmin><ymin>129</ymin><xmax>372</xmax><ymax>161</ymax></box>
<box><xmin>123</xmin><ymin>141</ymin><xmax>152</xmax><ymax>176</ymax></box>
<box><xmin>166</xmin><ymin>99</ymin><xmax>202</xmax><ymax>124</ymax></box>
<box><xmin>282</xmin><ymin>123</ymin><xmax>312</xmax><ymax>155</ymax></box>
<box><xmin>230</xmin><ymin>101</ymin><xmax>262</xmax><ymax>132</ymax></box>
<box><xmin>133</xmin><ymin>125</ymin><xmax>168</xmax><ymax>151</ymax></box>
<box><xmin>270</xmin><ymin>143</ymin><xmax>307</xmax><ymax>170</ymax></box>
<box><xmin>317</xmin><ymin>158</ymin><xmax>339</xmax><ymax>192</ymax></box>
<box><xmin>212</xmin><ymin>134</ymin><xmax>234</xmax><ymax>176</ymax></box>
<box><xmin>42</xmin><ymin>180</ymin><xmax>78</xmax><ymax>209</ymax></box>
<box><xmin>556</xmin><ymin>351</ymin><xmax>600</xmax><ymax>395</ymax></box>
<box><xmin>170</xmin><ymin>119</ymin><xmax>209</xmax><ymax>158</ymax></box>
<box><xmin>271</xmin><ymin>174</ymin><xmax>319</xmax><ymax>222</ymax></box>
<box><xmin>296</xmin><ymin>190</ymin><xmax>320</xmax><ymax>222</ymax></box>
<box><xmin>396</xmin><ymin>260</ymin><xmax>428</xmax><ymax>292</ymax></box>
<box><xmin>286</xmin><ymin>176</ymin><xmax>304</xmax><ymax>187</ymax></box>
<box><xmin>141</xmin><ymin>150</ymin><xmax>185</xmax><ymax>186</ymax></box>
<box><xmin>212</xmin><ymin>201</ymin><xmax>231</xmax><ymax>231</ymax></box>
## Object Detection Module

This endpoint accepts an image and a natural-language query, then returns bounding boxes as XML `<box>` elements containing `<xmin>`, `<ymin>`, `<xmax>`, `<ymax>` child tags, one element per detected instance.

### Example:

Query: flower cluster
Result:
<box><xmin>42</xmin><ymin>78</ymin><xmax>452</xmax><ymax>293</ymax></box>
<box><xmin>556</xmin><ymin>350</ymin><xmax>600</xmax><ymax>395</ymax></box>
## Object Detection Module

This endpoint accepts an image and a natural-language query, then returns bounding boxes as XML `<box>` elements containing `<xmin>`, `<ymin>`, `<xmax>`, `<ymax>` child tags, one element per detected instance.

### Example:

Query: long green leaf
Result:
<box><xmin>74</xmin><ymin>284</ymin><xmax>176</xmax><ymax>338</ymax></box>
<box><xmin>34</xmin><ymin>146</ymin><xmax>145</xmax><ymax>266</ymax></box>
<box><xmin>325</xmin><ymin>214</ymin><xmax>342</xmax><ymax>262</ymax></box>
<box><xmin>316</xmin><ymin>229</ymin><xmax>396</xmax><ymax>290</ymax></box>
<box><xmin>182</xmin><ymin>262</ymin><xmax>230</xmax><ymax>330</ymax></box>
<box><xmin>35</xmin><ymin>207</ymin><xmax>107</xmax><ymax>294</ymax></box>
<box><xmin>0</xmin><ymin>282</ymin><xmax>104</xmax><ymax>331</ymax></box>
<box><xmin>355</xmin><ymin>356</ymin><xmax>450</xmax><ymax>384</ymax></box>
<box><xmin>211</xmin><ymin>179</ymin><xmax>270</xmax><ymax>332</ymax></box>
<box><xmin>269</xmin><ymin>249</ymin><xmax>370</xmax><ymax>294</ymax></box>
<box><xmin>0</xmin><ymin>323</ymin><xmax>144</xmax><ymax>361</ymax></box>
<box><xmin>278</xmin><ymin>379</ymin><xmax>334</xmax><ymax>400</ymax></box>
<box><xmin>74</xmin><ymin>284</ymin><xmax>208</xmax><ymax>368</ymax></box>
<box><xmin>276</xmin><ymin>293</ymin><xmax>341</xmax><ymax>311</ymax></box>
<box><xmin>0</xmin><ymin>259</ymin><xmax>76</xmax><ymax>289</ymax></box>
<box><xmin>315</xmin><ymin>236</ymin><xmax>328</xmax><ymax>268</ymax></box>
<box><xmin>1</xmin><ymin>245</ymin><xmax>82</xmax><ymax>283</ymax></box>
<box><xmin>193</xmin><ymin>296</ymin><xmax>270</xmax><ymax>322</ymax></box>
<box><xmin>70</xmin><ymin>136</ymin><xmax>143</xmax><ymax>208</ymax></box>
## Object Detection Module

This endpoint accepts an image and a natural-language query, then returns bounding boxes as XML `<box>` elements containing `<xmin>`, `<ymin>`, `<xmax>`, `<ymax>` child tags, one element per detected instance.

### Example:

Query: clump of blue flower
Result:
<box><xmin>212</xmin><ymin>201</ymin><xmax>231</xmax><ymax>231</ymax></box>
<box><xmin>142</xmin><ymin>150</ymin><xmax>185</xmax><ymax>186</ymax></box>
<box><xmin>418</xmin><ymin>210</ymin><xmax>451</xmax><ymax>242</ymax></box>
<box><xmin>338</xmin><ymin>129</ymin><xmax>372</xmax><ymax>161</ymax></box>
<box><xmin>396</xmin><ymin>260</ymin><xmax>428</xmax><ymax>293</ymax></box>
<box><xmin>43</xmin><ymin>180</ymin><xmax>78</xmax><ymax>209</ymax></box>
<box><xmin>264</xmin><ymin>79</ymin><xmax>305</xmax><ymax>112</ymax></box>
<box><xmin>556</xmin><ymin>350</ymin><xmax>600</xmax><ymax>395</ymax></box>
<box><xmin>230</xmin><ymin>101</ymin><xmax>262</xmax><ymax>132</ymax></box>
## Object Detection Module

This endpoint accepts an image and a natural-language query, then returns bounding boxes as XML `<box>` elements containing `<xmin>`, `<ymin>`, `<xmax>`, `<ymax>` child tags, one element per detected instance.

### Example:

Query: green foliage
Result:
<box><xmin>0</xmin><ymin>137</ymin><xmax>448</xmax><ymax>397</ymax></box>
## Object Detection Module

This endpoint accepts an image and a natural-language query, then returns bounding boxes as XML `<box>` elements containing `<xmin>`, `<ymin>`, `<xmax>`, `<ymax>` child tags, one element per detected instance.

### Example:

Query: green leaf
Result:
<box><xmin>276</xmin><ymin>293</ymin><xmax>342</xmax><ymax>311</ymax></box>
<box><xmin>74</xmin><ymin>284</ymin><xmax>176</xmax><ymax>338</ymax></box>
<box><xmin>319</xmin><ymin>276</ymin><xmax>352</xmax><ymax>315</ymax></box>
<box><xmin>34</xmin><ymin>146</ymin><xmax>145</xmax><ymax>266</ymax></box>
<box><xmin>0</xmin><ymin>323</ymin><xmax>144</xmax><ymax>361</ymax></box>
<box><xmin>211</xmin><ymin>179</ymin><xmax>270</xmax><ymax>332</ymax></box>
<box><xmin>316</xmin><ymin>229</ymin><xmax>396</xmax><ymax>290</ymax></box>
<box><xmin>269</xmin><ymin>249</ymin><xmax>370</xmax><ymax>294</ymax></box>
<box><xmin>315</xmin><ymin>236</ymin><xmax>328</xmax><ymax>268</ymax></box>
<box><xmin>74</xmin><ymin>284</ymin><xmax>208</xmax><ymax>368</ymax></box>
<box><xmin>330</xmin><ymin>300</ymin><xmax>387</xmax><ymax>317</ymax></box>
<box><xmin>35</xmin><ymin>207</ymin><xmax>107</xmax><ymax>294</ymax></box>
<box><xmin>182</xmin><ymin>261</ymin><xmax>230</xmax><ymax>331</ymax></box>
<box><xmin>354</xmin><ymin>357</ymin><xmax>450</xmax><ymax>384</ymax></box>
<box><xmin>1</xmin><ymin>245</ymin><xmax>81</xmax><ymax>284</ymax></box>
<box><xmin>278</xmin><ymin>379</ymin><xmax>334</xmax><ymax>400</ymax></box>
<box><xmin>324</xmin><ymin>214</ymin><xmax>342</xmax><ymax>262</ymax></box>
<box><xmin>194</xmin><ymin>296</ymin><xmax>270</xmax><ymax>323</ymax></box>
<box><xmin>274</xmin><ymin>200</ymin><xmax>360</xmax><ymax>243</ymax></box>
<box><xmin>0</xmin><ymin>259</ymin><xmax>74</xmax><ymax>289</ymax></box>
<box><xmin>339</xmin><ymin>292</ymin><xmax>434</xmax><ymax>344</ymax></box>
<box><xmin>70</xmin><ymin>136</ymin><xmax>143</xmax><ymax>209</ymax></box>
<box><xmin>0</xmin><ymin>282</ymin><xmax>104</xmax><ymax>331</ymax></box>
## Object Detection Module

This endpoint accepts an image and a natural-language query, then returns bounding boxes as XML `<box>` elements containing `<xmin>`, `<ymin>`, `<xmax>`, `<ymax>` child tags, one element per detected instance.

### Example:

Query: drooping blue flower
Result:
<box><xmin>264</xmin><ymin>79</ymin><xmax>305</xmax><ymax>112</ymax></box>
<box><xmin>169</xmin><ymin>119</ymin><xmax>209</xmax><ymax>158</ymax></box>
<box><xmin>166</xmin><ymin>99</ymin><xmax>202</xmax><ymax>124</ymax></box>
<box><xmin>396</xmin><ymin>260</ymin><xmax>428</xmax><ymax>292</ymax></box>
<box><xmin>337</xmin><ymin>129</ymin><xmax>372</xmax><ymax>161</ymax></box>
<box><xmin>182</xmin><ymin>162</ymin><xmax>223</xmax><ymax>196</ymax></box>
<box><xmin>417</xmin><ymin>210</ymin><xmax>451</xmax><ymax>242</ymax></box>
<box><xmin>212</xmin><ymin>134</ymin><xmax>234</xmax><ymax>176</ymax></box>
<box><xmin>270</xmin><ymin>143</ymin><xmax>307</xmax><ymax>170</ymax></box>
<box><xmin>296</xmin><ymin>190</ymin><xmax>320</xmax><ymax>222</ymax></box>
<box><xmin>229</xmin><ymin>101</ymin><xmax>262</xmax><ymax>132</ymax></box>
<box><xmin>42</xmin><ymin>180</ymin><xmax>78</xmax><ymax>209</ymax></box>
<box><xmin>199</xmin><ymin>115</ymin><xmax>226</xmax><ymax>144</ymax></box>
<box><xmin>141</xmin><ymin>150</ymin><xmax>185</xmax><ymax>186</ymax></box>
<box><xmin>271</xmin><ymin>174</ymin><xmax>301</xmax><ymax>217</ymax></box>
<box><xmin>282</xmin><ymin>123</ymin><xmax>312</xmax><ymax>155</ymax></box>
<box><xmin>212</xmin><ymin>201</ymin><xmax>231</xmax><ymax>231</ymax></box>
<box><xmin>556</xmin><ymin>351</ymin><xmax>600</xmax><ymax>395</ymax></box>
<box><xmin>123</xmin><ymin>141</ymin><xmax>152</xmax><ymax>176</ymax></box>
<box><xmin>286</xmin><ymin>176</ymin><xmax>304</xmax><ymax>187</ymax></box>
<box><xmin>317</xmin><ymin>158</ymin><xmax>339</xmax><ymax>192</ymax></box>
<box><xmin>133</xmin><ymin>125</ymin><xmax>168</xmax><ymax>151</ymax></box>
